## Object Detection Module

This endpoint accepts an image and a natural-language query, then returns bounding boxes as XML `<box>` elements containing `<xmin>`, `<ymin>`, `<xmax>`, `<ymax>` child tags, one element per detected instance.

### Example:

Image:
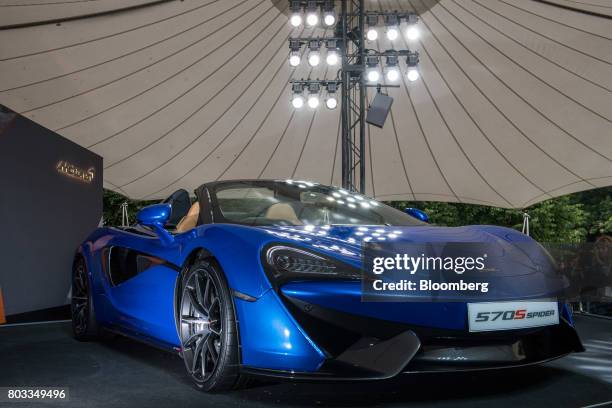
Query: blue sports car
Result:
<box><xmin>73</xmin><ymin>180</ymin><xmax>583</xmax><ymax>392</ymax></box>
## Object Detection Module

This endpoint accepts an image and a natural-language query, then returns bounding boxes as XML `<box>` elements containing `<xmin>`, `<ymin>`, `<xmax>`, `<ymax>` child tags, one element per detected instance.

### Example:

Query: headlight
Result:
<box><xmin>267</xmin><ymin>246</ymin><xmax>337</xmax><ymax>276</ymax></box>
<box><xmin>263</xmin><ymin>245</ymin><xmax>359</xmax><ymax>286</ymax></box>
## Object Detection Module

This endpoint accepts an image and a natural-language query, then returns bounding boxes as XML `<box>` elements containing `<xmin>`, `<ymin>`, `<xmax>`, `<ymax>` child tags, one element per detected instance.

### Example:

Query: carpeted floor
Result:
<box><xmin>0</xmin><ymin>315</ymin><xmax>610</xmax><ymax>408</ymax></box>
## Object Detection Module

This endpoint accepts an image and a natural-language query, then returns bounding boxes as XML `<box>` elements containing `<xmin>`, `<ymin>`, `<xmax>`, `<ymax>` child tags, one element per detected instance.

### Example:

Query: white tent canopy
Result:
<box><xmin>0</xmin><ymin>0</ymin><xmax>611</xmax><ymax>208</ymax></box>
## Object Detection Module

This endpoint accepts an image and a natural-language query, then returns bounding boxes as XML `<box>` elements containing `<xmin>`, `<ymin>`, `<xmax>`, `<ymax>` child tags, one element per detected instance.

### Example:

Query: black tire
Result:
<box><xmin>178</xmin><ymin>259</ymin><xmax>246</xmax><ymax>392</ymax></box>
<box><xmin>71</xmin><ymin>256</ymin><xmax>100</xmax><ymax>341</ymax></box>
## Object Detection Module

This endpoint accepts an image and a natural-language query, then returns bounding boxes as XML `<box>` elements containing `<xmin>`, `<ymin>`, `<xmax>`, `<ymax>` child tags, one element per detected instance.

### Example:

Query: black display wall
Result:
<box><xmin>0</xmin><ymin>105</ymin><xmax>102</xmax><ymax>319</ymax></box>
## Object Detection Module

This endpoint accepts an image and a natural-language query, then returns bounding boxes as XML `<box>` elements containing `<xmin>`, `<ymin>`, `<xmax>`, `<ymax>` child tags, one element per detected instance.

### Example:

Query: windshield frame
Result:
<box><xmin>206</xmin><ymin>180</ymin><xmax>426</xmax><ymax>227</ymax></box>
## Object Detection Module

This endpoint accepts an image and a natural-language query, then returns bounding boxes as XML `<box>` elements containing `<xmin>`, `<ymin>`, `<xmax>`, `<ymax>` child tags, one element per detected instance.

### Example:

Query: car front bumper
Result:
<box><xmin>235</xmin><ymin>280</ymin><xmax>584</xmax><ymax>380</ymax></box>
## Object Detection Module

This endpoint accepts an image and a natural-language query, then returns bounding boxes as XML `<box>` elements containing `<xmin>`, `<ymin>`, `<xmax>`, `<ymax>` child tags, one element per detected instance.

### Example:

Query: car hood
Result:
<box><xmin>260</xmin><ymin>224</ymin><xmax>553</xmax><ymax>278</ymax></box>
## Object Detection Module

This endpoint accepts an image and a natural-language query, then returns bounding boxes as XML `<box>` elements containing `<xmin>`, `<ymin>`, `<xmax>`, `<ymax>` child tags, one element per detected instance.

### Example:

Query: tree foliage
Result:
<box><xmin>390</xmin><ymin>187</ymin><xmax>610</xmax><ymax>243</ymax></box>
<box><xmin>574</xmin><ymin>188</ymin><xmax>612</xmax><ymax>237</ymax></box>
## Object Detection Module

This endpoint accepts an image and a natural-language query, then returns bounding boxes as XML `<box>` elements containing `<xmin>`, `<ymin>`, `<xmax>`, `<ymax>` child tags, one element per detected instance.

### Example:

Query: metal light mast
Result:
<box><xmin>287</xmin><ymin>0</ymin><xmax>420</xmax><ymax>193</ymax></box>
<box><xmin>340</xmin><ymin>0</ymin><xmax>366</xmax><ymax>193</ymax></box>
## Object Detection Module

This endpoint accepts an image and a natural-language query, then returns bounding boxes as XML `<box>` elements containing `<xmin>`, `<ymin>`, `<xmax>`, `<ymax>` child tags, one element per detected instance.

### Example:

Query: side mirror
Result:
<box><xmin>404</xmin><ymin>207</ymin><xmax>429</xmax><ymax>223</ymax></box>
<box><xmin>137</xmin><ymin>204</ymin><xmax>174</xmax><ymax>246</ymax></box>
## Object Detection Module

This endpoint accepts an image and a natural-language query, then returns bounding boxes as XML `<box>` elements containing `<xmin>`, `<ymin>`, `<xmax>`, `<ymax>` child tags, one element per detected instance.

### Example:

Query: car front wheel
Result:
<box><xmin>178</xmin><ymin>259</ymin><xmax>246</xmax><ymax>392</ymax></box>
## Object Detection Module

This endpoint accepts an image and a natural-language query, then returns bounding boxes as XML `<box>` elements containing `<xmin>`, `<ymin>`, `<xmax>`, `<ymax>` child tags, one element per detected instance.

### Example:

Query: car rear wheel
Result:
<box><xmin>178</xmin><ymin>260</ymin><xmax>246</xmax><ymax>392</ymax></box>
<box><xmin>71</xmin><ymin>256</ymin><xmax>99</xmax><ymax>341</ymax></box>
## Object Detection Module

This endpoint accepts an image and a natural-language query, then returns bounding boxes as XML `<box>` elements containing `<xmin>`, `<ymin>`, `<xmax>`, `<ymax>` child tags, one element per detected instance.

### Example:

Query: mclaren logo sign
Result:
<box><xmin>56</xmin><ymin>161</ymin><xmax>95</xmax><ymax>183</ymax></box>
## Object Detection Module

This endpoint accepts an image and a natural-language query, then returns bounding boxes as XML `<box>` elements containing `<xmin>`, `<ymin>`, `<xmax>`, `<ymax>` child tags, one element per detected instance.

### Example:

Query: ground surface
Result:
<box><xmin>0</xmin><ymin>315</ymin><xmax>610</xmax><ymax>408</ymax></box>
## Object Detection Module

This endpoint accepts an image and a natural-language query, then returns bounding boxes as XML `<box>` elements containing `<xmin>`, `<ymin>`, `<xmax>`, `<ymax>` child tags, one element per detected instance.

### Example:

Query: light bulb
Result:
<box><xmin>292</xmin><ymin>95</ymin><xmax>304</xmax><ymax>109</ymax></box>
<box><xmin>307</xmin><ymin>95</ymin><xmax>320</xmax><ymax>109</ymax></box>
<box><xmin>386</xmin><ymin>68</ymin><xmax>399</xmax><ymax>82</ymax></box>
<box><xmin>306</xmin><ymin>12</ymin><xmax>319</xmax><ymax>26</ymax></box>
<box><xmin>308</xmin><ymin>52</ymin><xmax>320</xmax><ymax>67</ymax></box>
<box><xmin>326</xmin><ymin>51</ymin><xmax>339</xmax><ymax>66</ymax></box>
<box><xmin>324</xmin><ymin>13</ymin><xmax>335</xmax><ymax>26</ymax></box>
<box><xmin>326</xmin><ymin>96</ymin><xmax>338</xmax><ymax>109</ymax></box>
<box><xmin>290</xmin><ymin>14</ymin><xmax>302</xmax><ymax>27</ymax></box>
<box><xmin>406</xmin><ymin>26</ymin><xmax>420</xmax><ymax>41</ymax></box>
<box><xmin>289</xmin><ymin>53</ymin><xmax>301</xmax><ymax>67</ymax></box>
<box><xmin>366</xmin><ymin>28</ymin><xmax>378</xmax><ymax>41</ymax></box>
<box><xmin>407</xmin><ymin>68</ymin><xmax>419</xmax><ymax>82</ymax></box>
<box><xmin>367</xmin><ymin>69</ymin><xmax>380</xmax><ymax>83</ymax></box>
<box><xmin>387</xmin><ymin>27</ymin><xmax>399</xmax><ymax>41</ymax></box>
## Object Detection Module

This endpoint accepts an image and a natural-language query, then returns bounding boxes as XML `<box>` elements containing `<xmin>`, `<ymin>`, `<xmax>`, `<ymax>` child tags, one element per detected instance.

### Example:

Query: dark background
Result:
<box><xmin>0</xmin><ymin>106</ymin><xmax>102</xmax><ymax>318</ymax></box>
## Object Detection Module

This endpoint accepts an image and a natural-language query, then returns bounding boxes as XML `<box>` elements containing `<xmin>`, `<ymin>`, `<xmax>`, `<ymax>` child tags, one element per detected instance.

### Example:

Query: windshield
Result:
<box><xmin>212</xmin><ymin>180</ymin><xmax>426</xmax><ymax>227</ymax></box>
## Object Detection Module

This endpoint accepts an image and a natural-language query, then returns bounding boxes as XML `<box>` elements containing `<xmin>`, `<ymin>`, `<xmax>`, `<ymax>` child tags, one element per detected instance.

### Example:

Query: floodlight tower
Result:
<box><xmin>287</xmin><ymin>0</ymin><xmax>420</xmax><ymax>193</ymax></box>
<box><xmin>340</xmin><ymin>0</ymin><xmax>367</xmax><ymax>193</ymax></box>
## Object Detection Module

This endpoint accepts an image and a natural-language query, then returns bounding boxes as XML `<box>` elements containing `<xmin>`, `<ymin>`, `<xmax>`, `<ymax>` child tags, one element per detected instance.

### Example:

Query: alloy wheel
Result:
<box><xmin>72</xmin><ymin>260</ymin><xmax>89</xmax><ymax>335</ymax></box>
<box><xmin>180</xmin><ymin>269</ymin><xmax>223</xmax><ymax>384</ymax></box>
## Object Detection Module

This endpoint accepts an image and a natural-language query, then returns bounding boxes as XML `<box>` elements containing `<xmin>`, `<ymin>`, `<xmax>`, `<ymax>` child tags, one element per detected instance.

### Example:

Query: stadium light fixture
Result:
<box><xmin>290</xmin><ymin>1</ymin><xmax>302</xmax><ymax>27</ymax></box>
<box><xmin>405</xmin><ymin>13</ymin><xmax>420</xmax><ymax>41</ymax></box>
<box><xmin>307</xmin><ymin>82</ymin><xmax>321</xmax><ymax>109</ymax></box>
<box><xmin>406</xmin><ymin>51</ymin><xmax>420</xmax><ymax>82</ymax></box>
<box><xmin>308</xmin><ymin>40</ymin><xmax>321</xmax><ymax>67</ymax></box>
<box><xmin>288</xmin><ymin>39</ymin><xmax>301</xmax><ymax>67</ymax></box>
<box><xmin>325</xmin><ymin>39</ymin><xmax>339</xmax><ymax>66</ymax></box>
<box><xmin>366</xmin><ymin>55</ymin><xmax>380</xmax><ymax>83</ymax></box>
<box><xmin>385</xmin><ymin>53</ymin><xmax>400</xmax><ymax>82</ymax></box>
<box><xmin>323</xmin><ymin>0</ymin><xmax>336</xmax><ymax>26</ymax></box>
<box><xmin>306</xmin><ymin>1</ymin><xmax>319</xmax><ymax>27</ymax></box>
<box><xmin>366</xmin><ymin>15</ymin><xmax>379</xmax><ymax>41</ymax></box>
<box><xmin>385</xmin><ymin>15</ymin><xmax>399</xmax><ymax>41</ymax></box>
<box><xmin>326</xmin><ymin>82</ymin><xmax>338</xmax><ymax>110</ymax></box>
<box><xmin>291</xmin><ymin>83</ymin><xmax>305</xmax><ymax>109</ymax></box>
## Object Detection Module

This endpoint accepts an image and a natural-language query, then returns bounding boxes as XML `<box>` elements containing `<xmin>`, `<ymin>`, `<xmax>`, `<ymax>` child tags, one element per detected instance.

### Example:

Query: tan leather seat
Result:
<box><xmin>265</xmin><ymin>203</ymin><xmax>302</xmax><ymax>225</ymax></box>
<box><xmin>175</xmin><ymin>202</ymin><xmax>200</xmax><ymax>233</ymax></box>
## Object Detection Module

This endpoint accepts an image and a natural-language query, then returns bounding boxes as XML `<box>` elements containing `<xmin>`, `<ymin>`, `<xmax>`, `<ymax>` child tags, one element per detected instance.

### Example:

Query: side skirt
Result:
<box><xmin>102</xmin><ymin>325</ymin><xmax>182</xmax><ymax>355</ymax></box>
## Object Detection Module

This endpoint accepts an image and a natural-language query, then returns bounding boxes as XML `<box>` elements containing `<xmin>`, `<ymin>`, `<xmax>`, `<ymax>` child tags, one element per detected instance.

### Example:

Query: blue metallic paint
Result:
<box><xmin>78</xmin><ymin>218</ymin><xmax>576</xmax><ymax>374</ymax></box>
<box><xmin>136</xmin><ymin>204</ymin><xmax>175</xmax><ymax>246</ymax></box>
<box><xmin>105</xmin><ymin>265</ymin><xmax>179</xmax><ymax>345</ymax></box>
<box><xmin>404</xmin><ymin>207</ymin><xmax>430</xmax><ymax>223</ymax></box>
<box><xmin>234</xmin><ymin>289</ymin><xmax>325</xmax><ymax>371</ymax></box>
<box><xmin>136</xmin><ymin>203</ymin><xmax>171</xmax><ymax>225</ymax></box>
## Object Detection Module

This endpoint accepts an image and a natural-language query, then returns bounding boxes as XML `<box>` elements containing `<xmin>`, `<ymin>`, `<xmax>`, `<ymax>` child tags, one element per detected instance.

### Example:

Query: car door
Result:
<box><xmin>99</xmin><ymin>190</ymin><xmax>191</xmax><ymax>348</ymax></box>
